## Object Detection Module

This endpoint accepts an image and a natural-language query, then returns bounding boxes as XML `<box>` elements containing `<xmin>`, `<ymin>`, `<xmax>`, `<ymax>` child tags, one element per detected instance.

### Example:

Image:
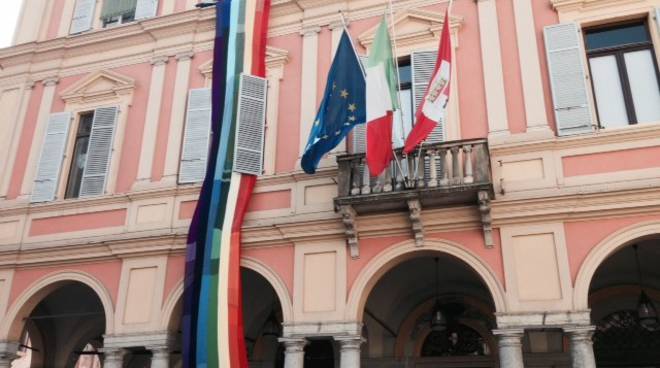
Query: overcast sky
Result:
<box><xmin>0</xmin><ymin>1</ymin><xmax>23</xmax><ymax>48</ymax></box>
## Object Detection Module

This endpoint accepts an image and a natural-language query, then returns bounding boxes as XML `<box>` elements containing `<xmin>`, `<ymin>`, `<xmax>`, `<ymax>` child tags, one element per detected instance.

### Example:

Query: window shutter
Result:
<box><xmin>79</xmin><ymin>106</ymin><xmax>118</xmax><ymax>197</ymax></box>
<box><xmin>135</xmin><ymin>0</ymin><xmax>159</xmax><ymax>20</ymax></box>
<box><xmin>31</xmin><ymin>112</ymin><xmax>72</xmax><ymax>203</ymax></box>
<box><xmin>544</xmin><ymin>23</ymin><xmax>594</xmax><ymax>136</ymax></box>
<box><xmin>70</xmin><ymin>0</ymin><xmax>96</xmax><ymax>34</ymax></box>
<box><xmin>351</xmin><ymin>55</ymin><xmax>369</xmax><ymax>155</ymax></box>
<box><xmin>234</xmin><ymin>74</ymin><xmax>268</xmax><ymax>176</ymax></box>
<box><xmin>179</xmin><ymin>88</ymin><xmax>212</xmax><ymax>183</ymax></box>
<box><xmin>411</xmin><ymin>51</ymin><xmax>444</xmax><ymax>143</ymax></box>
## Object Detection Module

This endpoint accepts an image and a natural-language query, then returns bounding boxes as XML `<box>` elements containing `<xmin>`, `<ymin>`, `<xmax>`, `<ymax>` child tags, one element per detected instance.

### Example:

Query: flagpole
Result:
<box><xmin>338</xmin><ymin>10</ymin><xmax>366</xmax><ymax>78</ymax></box>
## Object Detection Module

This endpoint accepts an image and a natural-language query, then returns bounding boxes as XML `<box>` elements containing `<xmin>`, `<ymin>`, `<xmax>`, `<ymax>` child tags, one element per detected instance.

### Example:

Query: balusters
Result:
<box><xmin>394</xmin><ymin>156</ymin><xmax>405</xmax><ymax>191</ymax></box>
<box><xmin>351</xmin><ymin>159</ymin><xmax>361</xmax><ymax>195</ymax></box>
<box><xmin>463</xmin><ymin>144</ymin><xmax>474</xmax><ymax>184</ymax></box>
<box><xmin>439</xmin><ymin>148</ymin><xmax>449</xmax><ymax>187</ymax></box>
<box><xmin>428</xmin><ymin>150</ymin><xmax>438</xmax><ymax>187</ymax></box>
<box><xmin>361</xmin><ymin>158</ymin><xmax>371</xmax><ymax>195</ymax></box>
<box><xmin>417</xmin><ymin>151</ymin><xmax>426</xmax><ymax>188</ymax></box>
<box><xmin>450</xmin><ymin>146</ymin><xmax>461</xmax><ymax>185</ymax></box>
<box><xmin>383</xmin><ymin>164</ymin><xmax>393</xmax><ymax>192</ymax></box>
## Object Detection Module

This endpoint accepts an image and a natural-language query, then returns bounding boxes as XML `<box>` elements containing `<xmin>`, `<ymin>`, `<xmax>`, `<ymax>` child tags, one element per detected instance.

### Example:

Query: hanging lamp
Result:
<box><xmin>633</xmin><ymin>244</ymin><xmax>658</xmax><ymax>331</ymax></box>
<box><xmin>430</xmin><ymin>257</ymin><xmax>447</xmax><ymax>332</ymax></box>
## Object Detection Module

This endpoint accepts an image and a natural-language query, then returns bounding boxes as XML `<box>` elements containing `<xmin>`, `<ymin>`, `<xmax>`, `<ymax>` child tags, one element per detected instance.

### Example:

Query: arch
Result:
<box><xmin>241</xmin><ymin>257</ymin><xmax>293</xmax><ymax>323</ymax></box>
<box><xmin>160</xmin><ymin>279</ymin><xmax>184</xmax><ymax>332</ymax></box>
<box><xmin>346</xmin><ymin>239</ymin><xmax>507</xmax><ymax>321</ymax></box>
<box><xmin>0</xmin><ymin>271</ymin><xmax>115</xmax><ymax>341</ymax></box>
<box><xmin>573</xmin><ymin>221</ymin><xmax>660</xmax><ymax>310</ymax></box>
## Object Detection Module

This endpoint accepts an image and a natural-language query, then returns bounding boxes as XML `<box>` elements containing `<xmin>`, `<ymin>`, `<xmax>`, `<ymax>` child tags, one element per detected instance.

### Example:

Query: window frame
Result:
<box><xmin>584</xmin><ymin>20</ymin><xmax>660</xmax><ymax>128</ymax></box>
<box><xmin>63</xmin><ymin>111</ymin><xmax>94</xmax><ymax>199</ymax></box>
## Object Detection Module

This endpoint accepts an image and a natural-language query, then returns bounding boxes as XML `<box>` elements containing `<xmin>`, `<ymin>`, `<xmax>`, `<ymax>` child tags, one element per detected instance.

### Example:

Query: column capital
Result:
<box><xmin>151</xmin><ymin>55</ymin><xmax>170</xmax><ymax>66</ymax></box>
<box><xmin>492</xmin><ymin>328</ymin><xmax>524</xmax><ymax>347</ymax></box>
<box><xmin>42</xmin><ymin>77</ymin><xmax>59</xmax><ymax>87</ymax></box>
<box><xmin>175</xmin><ymin>51</ymin><xmax>195</xmax><ymax>62</ymax></box>
<box><xmin>0</xmin><ymin>342</ymin><xmax>19</xmax><ymax>361</ymax></box>
<box><xmin>564</xmin><ymin>325</ymin><xmax>596</xmax><ymax>340</ymax></box>
<box><xmin>300</xmin><ymin>25</ymin><xmax>321</xmax><ymax>36</ymax></box>
<box><xmin>278</xmin><ymin>337</ymin><xmax>308</xmax><ymax>353</ymax></box>
<box><xmin>329</xmin><ymin>19</ymin><xmax>348</xmax><ymax>30</ymax></box>
<box><xmin>335</xmin><ymin>335</ymin><xmax>365</xmax><ymax>351</ymax></box>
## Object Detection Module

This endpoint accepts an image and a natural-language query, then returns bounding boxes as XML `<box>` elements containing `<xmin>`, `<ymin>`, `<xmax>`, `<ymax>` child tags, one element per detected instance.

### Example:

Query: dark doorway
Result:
<box><xmin>304</xmin><ymin>339</ymin><xmax>335</xmax><ymax>368</ymax></box>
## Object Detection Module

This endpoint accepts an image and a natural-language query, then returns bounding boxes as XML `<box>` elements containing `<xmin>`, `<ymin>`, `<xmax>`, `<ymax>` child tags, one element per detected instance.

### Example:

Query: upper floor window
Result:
<box><xmin>585</xmin><ymin>21</ymin><xmax>660</xmax><ymax>128</ymax></box>
<box><xmin>70</xmin><ymin>0</ymin><xmax>159</xmax><ymax>34</ymax></box>
<box><xmin>393</xmin><ymin>57</ymin><xmax>414</xmax><ymax>147</ymax></box>
<box><xmin>65</xmin><ymin>112</ymin><xmax>94</xmax><ymax>199</ymax></box>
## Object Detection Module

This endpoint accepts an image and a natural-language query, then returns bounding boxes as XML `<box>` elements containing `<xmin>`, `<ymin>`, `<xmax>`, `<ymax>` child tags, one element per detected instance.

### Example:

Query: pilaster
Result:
<box><xmin>20</xmin><ymin>77</ymin><xmax>59</xmax><ymax>199</ymax></box>
<box><xmin>135</xmin><ymin>56</ymin><xmax>169</xmax><ymax>189</ymax></box>
<box><xmin>162</xmin><ymin>51</ymin><xmax>194</xmax><ymax>184</ymax></box>
<box><xmin>512</xmin><ymin>0</ymin><xmax>551</xmax><ymax>133</ymax></box>
<box><xmin>476</xmin><ymin>0</ymin><xmax>510</xmax><ymax>137</ymax></box>
<box><xmin>298</xmin><ymin>25</ymin><xmax>321</xmax><ymax>157</ymax></box>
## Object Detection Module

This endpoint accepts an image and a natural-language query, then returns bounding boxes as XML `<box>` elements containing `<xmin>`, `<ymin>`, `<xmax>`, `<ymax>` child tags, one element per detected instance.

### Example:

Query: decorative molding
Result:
<box><xmin>357</xmin><ymin>9</ymin><xmax>463</xmax><ymax>49</ymax></box>
<box><xmin>151</xmin><ymin>55</ymin><xmax>170</xmax><ymax>66</ymax></box>
<box><xmin>42</xmin><ymin>77</ymin><xmax>59</xmax><ymax>86</ymax></box>
<box><xmin>407</xmin><ymin>199</ymin><xmax>424</xmax><ymax>247</ymax></box>
<box><xmin>197</xmin><ymin>46</ymin><xmax>289</xmax><ymax>79</ymax></box>
<box><xmin>478</xmin><ymin>190</ymin><xmax>493</xmax><ymax>248</ymax></box>
<box><xmin>60</xmin><ymin>70</ymin><xmax>135</xmax><ymax>104</ymax></box>
<box><xmin>339</xmin><ymin>205</ymin><xmax>359</xmax><ymax>259</ymax></box>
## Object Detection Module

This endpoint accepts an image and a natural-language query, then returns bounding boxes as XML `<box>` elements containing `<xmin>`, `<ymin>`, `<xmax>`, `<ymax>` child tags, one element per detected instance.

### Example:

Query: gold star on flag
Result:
<box><xmin>335</xmin><ymin>130</ymin><xmax>341</xmax><ymax>136</ymax></box>
<box><xmin>348</xmin><ymin>116</ymin><xmax>356</xmax><ymax>122</ymax></box>
<box><xmin>340</xmin><ymin>89</ymin><xmax>349</xmax><ymax>98</ymax></box>
<box><xmin>348</xmin><ymin>103</ymin><xmax>357</xmax><ymax>112</ymax></box>
<box><xmin>314</xmin><ymin>119</ymin><xmax>320</xmax><ymax>126</ymax></box>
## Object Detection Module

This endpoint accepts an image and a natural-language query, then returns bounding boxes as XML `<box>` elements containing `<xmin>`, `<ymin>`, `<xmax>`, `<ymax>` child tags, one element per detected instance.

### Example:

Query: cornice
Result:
<box><xmin>551</xmin><ymin>0</ymin><xmax>647</xmax><ymax>12</ymax></box>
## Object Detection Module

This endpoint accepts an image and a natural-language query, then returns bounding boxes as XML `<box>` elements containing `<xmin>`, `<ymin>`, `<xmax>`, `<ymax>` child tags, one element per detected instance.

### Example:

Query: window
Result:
<box><xmin>101</xmin><ymin>0</ymin><xmax>158</xmax><ymax>28</ymax></box>
<box><xmin>585</xmin><ymin>21</ymin><xmax>660</xmax><ymax>128</ymax></box>
<box><xmin>393</xmin><ymin>58</ymin><xmax>414</xmax><ymax>148</ymax></box>
<box><xmin>65</xmin><ymin>112</ymin><xmax>93</xmax><ymax>199</ymax></box>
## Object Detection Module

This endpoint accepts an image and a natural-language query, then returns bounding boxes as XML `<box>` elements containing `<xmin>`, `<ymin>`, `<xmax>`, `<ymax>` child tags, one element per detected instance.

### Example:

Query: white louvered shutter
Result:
<box><xmin>351</xmin><ymin>55</ymin><xmax>369</xmax><ymax>155</ymax></box>
<box><xmin>655</xmin><ymin>8</ymin><xmax>660</xmax><ymax>36</ymax></box>
<box><xmin>70</xmin><ymin>0</ymin><xmax>96</xmax><ymax>34</ymax></box>
<box><xmin>135</xmin><ymin>0</ymin><xmax>159</xmax><ymax>20</ymax></box>
<box><xmin>179</xmin><ymin>88</ymin><xmax>212</xmax><ymax>183</ymax></box>
<box><xmin>234</xmin><ymin>74</ymin><xmax>268</xmax><ymax>176</ymax></box>
<box><xmin>544</xmin><ymin>23</ymin><xmax>594</xmax><ymax>136</ymax></box>
<box><xmin>79</xmin><ymin>106</ymin><xmax>118</xmax><ymax>197</ymax></box>
<box><xmin>31</xmin><ymin>112</ymin><xmax>72</xmax><ymax>203</ymax></box>
<box><xmin>411</xmin><ymin>51</ymin><xmax>444</xmax><ymax>143</ymax></box>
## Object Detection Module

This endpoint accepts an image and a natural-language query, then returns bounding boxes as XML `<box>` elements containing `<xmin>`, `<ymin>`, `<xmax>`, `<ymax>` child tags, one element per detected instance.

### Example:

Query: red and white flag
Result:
<box><xmin>403</xmin><ymin>9</ymin><xmax>452</xmax><ymax>154</ymax></box>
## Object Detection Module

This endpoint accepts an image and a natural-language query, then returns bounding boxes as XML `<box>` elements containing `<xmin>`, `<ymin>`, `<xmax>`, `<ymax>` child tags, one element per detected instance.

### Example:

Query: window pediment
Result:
<box><xmin>61</xmin><ymin>70</ymin><xmax>135</xmax><ymax>104</ymax></box>
<box><xmin>198</xmin><ymin>46</ymin><xmax>290</xmax><ymax>78</ymax></box>
<box><xmin>358</xmin><ymin>9</ymin><xmax>463</xmax><ymax>50</ymax></box>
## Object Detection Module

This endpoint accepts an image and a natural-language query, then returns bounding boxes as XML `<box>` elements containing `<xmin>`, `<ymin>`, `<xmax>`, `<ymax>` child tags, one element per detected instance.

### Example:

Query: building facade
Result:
<box><xmin>1</xmin><ymin>0</ymin><xmax>660</xmax><ymax>367</ymax></box>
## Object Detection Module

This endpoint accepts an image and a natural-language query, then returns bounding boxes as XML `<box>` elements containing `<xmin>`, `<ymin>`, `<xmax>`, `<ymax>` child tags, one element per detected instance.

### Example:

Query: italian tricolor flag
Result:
<box><xmin>365</xmin><ymin>17</ymin><xmax>398</xmax><ymax>177</ymax></box>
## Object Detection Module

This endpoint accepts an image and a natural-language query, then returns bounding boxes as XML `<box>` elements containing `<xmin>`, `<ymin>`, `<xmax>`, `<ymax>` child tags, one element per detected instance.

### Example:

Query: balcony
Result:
<box><xmin>334</xmin><ymin>138</ymin><xmax>494</xmax><ymax>258</ymax></box>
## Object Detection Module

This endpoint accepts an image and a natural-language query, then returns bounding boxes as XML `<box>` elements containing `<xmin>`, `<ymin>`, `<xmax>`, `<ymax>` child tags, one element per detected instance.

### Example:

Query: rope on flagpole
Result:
<box><xmin>386</xmin><ymin>0</ymin><xmax>410</xmax><ymax>184</ymax></box>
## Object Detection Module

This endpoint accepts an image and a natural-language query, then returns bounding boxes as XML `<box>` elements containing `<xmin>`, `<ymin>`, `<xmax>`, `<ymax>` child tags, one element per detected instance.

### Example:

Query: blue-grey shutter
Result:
<box><xmin>79</xmin><ymin>106</ymin><xmax>119</xmax><ymax>197</ymax></box>
<box><xmin>234</xmin><ymin>74</ymin><xmax>268</xmax><ymax>176</ymax></box>
<box><xmin>179</xmin><ymin>88</ymin><xmax>212</xmax><ymax>183</ymax></box>
<box><xmin>544</xmin><ymin>23</ymin><xmax>594</xmax><ymax>136</ymax></box>
<box><xmin>135</xmin><ymin>0</ymin><xmax>159</xmax><ymax>20</ymax></box>
<box><xmin>351</xmin><ymin>56</ymin><xmax>368</xmax><ymax>154</ymax></box>
<box><xmin>412</xmin><ymin>50</ymin><xmax>444</xmax><ymax>143</ymax></box>
<box><xmin>70</xmin><ymin>0</ymin><xmax>96</xmax><ymax>34</ymax></box>
<box><xmin>31</xmin><ymin>112</ymin><xmax>72</xmax><ymax>203</ymax></box>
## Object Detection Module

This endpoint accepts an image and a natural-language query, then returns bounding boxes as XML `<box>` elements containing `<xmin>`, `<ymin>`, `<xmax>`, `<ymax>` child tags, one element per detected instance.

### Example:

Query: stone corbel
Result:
<box><xmin>339</xmin><ymin>204</ymin><xmax>359</xmax><ymax>259</ymax></box>
<box><xmin>407</xmin><ymin>199</ymin><xmax>423</xmax><ymax>247</ymax></box>
<box><xmin>478</xmin><ymin>190</ymin><xmax>493</xmax><ymax>248</ymax></box>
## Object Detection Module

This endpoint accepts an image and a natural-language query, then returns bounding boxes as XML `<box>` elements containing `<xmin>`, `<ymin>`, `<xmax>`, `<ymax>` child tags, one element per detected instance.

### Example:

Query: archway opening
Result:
<box><xmin>11</xmin><ymin>282</ymin><xmax>106</xmax><ymax>368</ymax></box>
<box><xmin>242</xmin><ymin>267</ymin><xmax>285</xmax><ymax>368</ymax></box>
<box><xmin>362</xmin><ymin>252</ymin><xmax>496</xmax><ymax>367</ymax></box>
<box><xmin>589</xmin><ymin>239</ymin><xmax>660</xmax><ymax>366</ymax></box>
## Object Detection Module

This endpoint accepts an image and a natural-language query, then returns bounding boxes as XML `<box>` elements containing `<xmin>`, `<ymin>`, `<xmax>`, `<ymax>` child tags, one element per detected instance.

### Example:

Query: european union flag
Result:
<box><xmin>301</xmin><ymin>31</ymin><xmax>366</xmax><ymax>174</ymax></box>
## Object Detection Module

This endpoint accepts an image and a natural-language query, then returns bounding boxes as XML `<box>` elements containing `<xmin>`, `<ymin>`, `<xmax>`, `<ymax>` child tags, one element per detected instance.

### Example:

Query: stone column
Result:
<box><xmin>493</xmin><ymin>329</ymin><xmax>525</xmax><ymax>368</ymax></box>
<box><xmin>565</xmin><ymin>326</ymin><xmax>597</xmax><ymax>368</ymax></box>
<box><xmin>279</xmin><ymin>337</ymin><xmax>307</xmax><ymax>368</ymax></box>
<box><xmin>336</xmin><ymin>335</ymin><xmax>364</xmax><ymax>368</ymax></box>
<box><xmin>0</xmin><ymin>342</ymin><xmax>18</xmax><ymax>368</ymax></box>
<box><xmin>149</xmin><ymin>345</ymin><xmax>170</xmax><ymax>368</ymax></box>
<box><xmin>102</xmin><ymin>347</ymin><xmax>127</xmax><ymax>368</ymax></box>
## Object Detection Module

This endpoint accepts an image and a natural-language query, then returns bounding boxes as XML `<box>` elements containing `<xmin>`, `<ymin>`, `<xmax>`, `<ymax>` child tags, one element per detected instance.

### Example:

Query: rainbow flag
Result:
<box><xmin>182</xmin><ymin>1</ymin><xmax>271</xmax><ymax>367</ymax></box>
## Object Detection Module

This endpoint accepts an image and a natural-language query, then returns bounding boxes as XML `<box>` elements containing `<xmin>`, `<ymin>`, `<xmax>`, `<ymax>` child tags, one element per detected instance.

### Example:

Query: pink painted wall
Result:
<box><xmin>29</xmin><ymin>209</ymin><xmax>127</xmax><ymax>236</ymax></box>
<box><xmin>565</xmin><ymin>215</ymin><xmax>660</xmax><ymax>283</ymax></box>
<box><xmin>179</xmin><ymin>200</ymin><xmax>198</xmax><ymax>219</ymax></box>
<box><xmin>497</xmin><ymin>0</ymin><xmax>527</xmax><ymax>134</ymax></box>
<box><xmin>190</xmin><ymin>51</ymin><xmax>213</xmax><ymax>89</ymax></box>
<box><xmin>563</xmin><ymin>146</ymin><xmax>660</xmax><ymax>177</ymax></box>
<box><xmin>174</xmin><ymin>0</ymin><xmax>190</xmax><ymax>13</ymax></box>
<box><xmin>113</xmin><ymin>62</ymin><xmax>153</xmax><ymax>193</ymax></box>
<box><xmin>46</xmin><ymin>0</ymin><xmax>66</xmax><ymax>40</ymax></box>
<box><xmin>163</xmin><ymin>254</ymin><xmax>186</xmax><ymax>306</ymax></box>
<box><xmin>246</xmin><ymin>190</ymin><xmax>291</xmax><ymax>212</ymax></box>
<box><xmin>7</xmin><ymin>83</ymin><xmax>45</xmax><ymax>199</ymax></box>
<box><xmin>270</xmin><ymin>34</ymin><xmax>302</xmax><ymax>173</ymax></box>
<box><xmin>8</xmin><ymin>261</ymin><xmax>123</xmax><ymax>307</ymax></box>
<box><xmin>151</xmin><ymin>57</ymin><xmax>177</xmax><ymax>181</ymax></box>
<box><xmin>242</xmin><ymin>245</ymin><xmax>295</xmax><ymax>298</ymax></box>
